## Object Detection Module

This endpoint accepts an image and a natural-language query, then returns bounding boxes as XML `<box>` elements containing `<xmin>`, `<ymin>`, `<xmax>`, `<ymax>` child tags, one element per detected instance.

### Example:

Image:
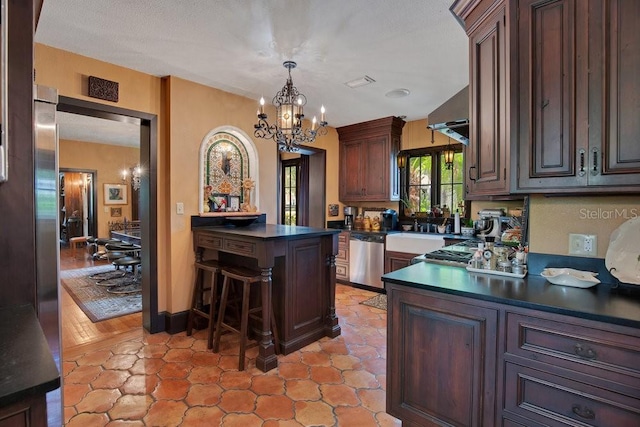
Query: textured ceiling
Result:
<box><xmin>37</xmin><ymin>0</ymin><xmax>469</xmax><ymax>145</ymax></box>
<box><xmin>58</xmin><ymin>112</ymin><xmax>141</xmax><ymax>147</ymax></box>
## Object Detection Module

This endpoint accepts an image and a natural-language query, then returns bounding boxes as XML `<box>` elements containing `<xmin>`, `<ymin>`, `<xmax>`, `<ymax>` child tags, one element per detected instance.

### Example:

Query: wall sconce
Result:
<box><xmin>122</xmin><ymin>165</ymin><xmax>142</xmax><ymax>191</ymax></box>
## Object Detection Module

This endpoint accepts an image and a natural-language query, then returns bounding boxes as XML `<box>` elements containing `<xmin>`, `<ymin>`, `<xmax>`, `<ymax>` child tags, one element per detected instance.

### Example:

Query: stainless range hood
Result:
<box><xmin>427</xmin><ymin>85</ymin><xmax>469</xmax><ymax>145</ymax></box>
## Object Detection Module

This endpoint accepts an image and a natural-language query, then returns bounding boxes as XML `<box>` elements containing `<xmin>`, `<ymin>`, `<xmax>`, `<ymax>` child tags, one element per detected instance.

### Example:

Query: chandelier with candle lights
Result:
<box><xmin>254</xmin><ymin>61</ymin><xmax>327</xmax><ymax>152</ymax></box>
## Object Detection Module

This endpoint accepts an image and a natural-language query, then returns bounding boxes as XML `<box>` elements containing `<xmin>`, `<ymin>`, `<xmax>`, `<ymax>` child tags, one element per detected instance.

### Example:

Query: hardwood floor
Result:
<box><xmin>59</xmin><ymin>244</ymin><xmax>142</xmax><ymax>358</ymax></box>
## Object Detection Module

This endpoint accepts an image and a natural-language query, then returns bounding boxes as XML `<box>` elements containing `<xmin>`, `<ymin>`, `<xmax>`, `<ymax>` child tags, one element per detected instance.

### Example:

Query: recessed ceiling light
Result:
<box><xmin>385</xmin><ymin>88</ymin><xmax>410</xmax><ymax>98</ymax></box>
<box><xmin>345</xmin><ymin>76</ymin><xmax>376</xmax><ymax>88</ymax></box>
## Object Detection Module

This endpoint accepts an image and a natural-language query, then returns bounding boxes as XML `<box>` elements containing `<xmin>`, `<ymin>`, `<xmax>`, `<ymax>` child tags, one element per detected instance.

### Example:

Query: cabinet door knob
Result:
<box><xmin>574</xmin><ymin>343</ymin><xmax>597</xmax><ymax>359</ymax></box>
<box><xmin>572</xmin><ymin>404</ymin><xmax>595</xmax><ymax>420</ymax></box>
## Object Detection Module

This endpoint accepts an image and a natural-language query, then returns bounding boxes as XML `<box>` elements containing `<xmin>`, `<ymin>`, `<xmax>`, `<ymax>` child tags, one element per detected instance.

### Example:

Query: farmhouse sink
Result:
<box><xmin>386</xmin><ymin>233</ymin><xmax>445</xmax><ymax>254</ymax></box>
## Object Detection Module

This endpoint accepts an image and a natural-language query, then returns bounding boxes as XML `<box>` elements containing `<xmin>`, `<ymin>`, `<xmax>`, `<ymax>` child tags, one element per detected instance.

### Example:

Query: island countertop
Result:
<box><xmin>192</xmin><ymin>223</ymin><xmax>341</xmax><ymax>240</ymax></box>
<box><xmin>382</xmin><ymin>262</ymin><xmax>640</xmax><ymax>329</ymax></box>
<box><xmin>192</xmin><ymin>223</ymin><xmax>341</xmax><ymax>372</ymax></box>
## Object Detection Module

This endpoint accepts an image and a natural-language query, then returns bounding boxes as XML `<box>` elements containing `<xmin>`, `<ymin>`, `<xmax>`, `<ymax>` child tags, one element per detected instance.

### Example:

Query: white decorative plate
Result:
<box><xmin>541</xmin><ymin>268</ymin><xmax>600</xmax><ymax>288</ymax></box>
<box><xmin>605</xmin><ymin>216</ymin><xmax>640</xmax><ymax>285</ymax></box>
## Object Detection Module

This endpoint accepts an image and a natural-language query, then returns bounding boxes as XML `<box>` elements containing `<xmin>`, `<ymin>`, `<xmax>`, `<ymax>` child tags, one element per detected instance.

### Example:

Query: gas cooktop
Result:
<box><xmin>412</xmin><ymin>239</ymin><xmax>483</xmax><ymax>267</ymax></box>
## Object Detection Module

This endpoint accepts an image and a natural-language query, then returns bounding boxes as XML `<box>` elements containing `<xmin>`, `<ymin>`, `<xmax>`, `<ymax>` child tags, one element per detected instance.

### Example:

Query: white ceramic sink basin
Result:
<box><xmin>385</xmin><ymin>233</ymin><xmax>445</xmax><ymax>254</ymax></box>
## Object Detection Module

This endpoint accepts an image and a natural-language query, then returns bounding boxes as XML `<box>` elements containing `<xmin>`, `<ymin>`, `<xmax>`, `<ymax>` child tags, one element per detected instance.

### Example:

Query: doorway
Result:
<box><xmin>57</xmin><ymin>97</ymin><xmax>161</xmax><ymax>337</ymax></box>
<box><xmin>279</xmin><ymin>146</ymin><xmax>326</xmax><ymax>228</ymax></box>
<box><xmin>59</xmin><ymin>169</ymin><xmax>97</xmax><ymax>242</ymax></box>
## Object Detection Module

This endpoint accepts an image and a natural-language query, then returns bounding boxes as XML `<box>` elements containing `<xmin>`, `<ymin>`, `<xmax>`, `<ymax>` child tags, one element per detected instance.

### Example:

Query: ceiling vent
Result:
<box><xmin>344</xmin><ymin>76</ymin><xmax>376</xmax><ymax>88</ymax></box>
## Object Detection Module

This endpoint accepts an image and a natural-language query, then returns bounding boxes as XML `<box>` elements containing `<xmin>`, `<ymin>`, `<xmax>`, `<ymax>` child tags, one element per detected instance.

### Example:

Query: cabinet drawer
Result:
<box><xmin>336</xmin><ymin>262</ymin><xmax>349</xmax><ymax>280</ymax></box>
<box><xmin>506</xmin><ymin>312</ymin><xmax>640</xmax><ymax>389</ymax></box>
<box><xmin>336</xmin><ymin>247</ymin><xmax>348</xmax><ymax>262</ymax></box>
<box><xmin>197</xmin><ymin>234</ymin><xmax>222</xmax><ymax>249</ymax></box>
<box><xmin>504</xmin><ymin>362</ymin><xmax>640</xmax><ymax>426</ymax></box>
<box><xmin>223</xmin><ymin>238</ymin><xmax>256</xmax><ymax>256</ymax></box>
<box><xmin>338</xmin><ymin>232</ymin><xmax>349</xmax><ymax>245</ymax></box>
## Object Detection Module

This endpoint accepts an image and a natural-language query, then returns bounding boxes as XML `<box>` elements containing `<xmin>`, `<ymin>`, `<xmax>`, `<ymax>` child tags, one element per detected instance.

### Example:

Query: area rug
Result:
<box><xmin>60</xmin><ymin>265</ymin><xmax>141</xmax><ymax>323</ymax></box>
<box><xmin>360</xmin><ymin>294</ymin><xmax>387</xmax><ymax>310</ymax></box>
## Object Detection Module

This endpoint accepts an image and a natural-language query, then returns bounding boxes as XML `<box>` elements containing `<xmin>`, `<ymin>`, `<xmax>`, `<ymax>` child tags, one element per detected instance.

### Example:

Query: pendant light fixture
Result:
<box><xmin>443</xmin><ymin>138</ymin><xmax>455</xmax><ymax>170</ymax></box>
<box><xmin>254</xmin><ymin>61</ymin><xmax>328</xmax><ymax>152</ymax></box>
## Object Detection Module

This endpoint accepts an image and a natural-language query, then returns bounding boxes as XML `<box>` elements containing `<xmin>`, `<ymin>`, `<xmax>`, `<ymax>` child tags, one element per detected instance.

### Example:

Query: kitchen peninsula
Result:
<box><xmin>383</xmin><ymin>262</ymin><xmax>640</xmax><ymax>426</ymax></box>
<box><xmin>192</xmin><ymin>223</ymin><xmax>341</xmax><ymax>372</ymax></box>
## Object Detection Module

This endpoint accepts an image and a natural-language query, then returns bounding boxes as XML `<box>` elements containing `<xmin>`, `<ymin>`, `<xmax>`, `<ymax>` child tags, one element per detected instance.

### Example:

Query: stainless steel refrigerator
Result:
<box><xmin>34</xmin><ymin>84</ymin><xmax>62</xmax><ymax>422</ymax></box>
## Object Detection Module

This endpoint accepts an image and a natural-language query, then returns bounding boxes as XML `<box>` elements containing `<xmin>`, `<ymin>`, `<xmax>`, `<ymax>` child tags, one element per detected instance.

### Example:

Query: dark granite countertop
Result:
<box><xmin>0</xmin><ymin>304</ymin><xmax>60</xmax><ymax>406</ymax></box>
<box><xmin>193</xmin><ymin>223</ymin><xmax>341</xmax><ymax>240</ymax></box>
<box><xmin>382</xmin><ymin>262</ymin><xmax>640</xmax><ymax>329</ymax></box>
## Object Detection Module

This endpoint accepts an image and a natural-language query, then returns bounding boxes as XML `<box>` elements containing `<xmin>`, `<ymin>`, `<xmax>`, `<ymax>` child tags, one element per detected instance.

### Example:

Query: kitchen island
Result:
<box><xmin>192</xmin><ymin>224</ymin><xmax>341</xmax><ymax>372</ymax></box>
<box><xmin>382</xmin><ymin>262</ymin><xmax>640</xmax><ymax>426</ymax></box>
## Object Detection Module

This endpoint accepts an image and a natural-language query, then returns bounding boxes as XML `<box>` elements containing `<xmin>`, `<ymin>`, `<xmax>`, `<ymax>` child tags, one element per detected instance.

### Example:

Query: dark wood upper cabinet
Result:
<box><xmin>466</xmin><ymin>1</ymin><xmax>510</xmax><ymax>198</ymax></box>
<box><xmin>514</xmin><ymin>0</ymin><xmax>587</xmax><ymax>190</ymax></box>
<box><xmin>455</xmin><ymin>0</ymin><xmax>640</xmax><ymax>195</ymax></box>
<box><xmin>587</xmin><ymin>0</ymin><xmax>640</xmax><ymax>187</ymax></box>
<box><xmin>337</xmin><ymin>116</ymin><xmax>404</xmax><ymax>202</ymax></box>
<box><xmin>513</xmin><ymin>0</ymin><xmax>640</xmax><ymax>192</ymax></box>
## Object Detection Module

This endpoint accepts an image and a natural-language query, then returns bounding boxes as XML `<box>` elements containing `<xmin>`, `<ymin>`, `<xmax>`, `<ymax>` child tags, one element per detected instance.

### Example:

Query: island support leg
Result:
<box><xmin>256</xmin><ymin>267</ymin><xmax>278</xmax><ymax>372</ymax></box>
<box><xmin>325</xmin><ymin>254</ymin><xmax>341</xmax><ymax>338</ymax></box>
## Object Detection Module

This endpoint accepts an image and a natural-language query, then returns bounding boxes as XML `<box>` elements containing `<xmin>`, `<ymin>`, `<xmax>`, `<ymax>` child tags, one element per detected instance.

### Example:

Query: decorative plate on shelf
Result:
<box><xmin>541</xmin><ymin>268</ymin><xmax>600</xmax><ymax>288</ymax></box>
<box><xmin>605</xmin><ymin>216</ymin><xmax>640</xmax><ymax>285</ymax></box>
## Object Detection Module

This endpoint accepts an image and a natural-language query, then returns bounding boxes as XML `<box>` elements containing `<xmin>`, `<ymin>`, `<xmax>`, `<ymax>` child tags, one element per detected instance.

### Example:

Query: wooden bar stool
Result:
<box><xmin>186</xmin><ymin>260</ymin><xmax>223</xmax><ymax>350</ymax></box>
<box><xmin>69</xmin><ymin>236</ymin><xmax>87</xmax><ymax>259</ymax></box>
<box><xmin>213</xmin><ymin>266</ymin><xmax>280</xmax><ymax>371</ymax></box>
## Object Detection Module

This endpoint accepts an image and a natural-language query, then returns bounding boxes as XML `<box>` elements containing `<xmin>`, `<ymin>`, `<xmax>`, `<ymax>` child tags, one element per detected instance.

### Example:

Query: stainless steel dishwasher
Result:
<box><xmin>349</xmin><ymin>232</ymin><xmax>385</xmax><ymax>289</ymax></box>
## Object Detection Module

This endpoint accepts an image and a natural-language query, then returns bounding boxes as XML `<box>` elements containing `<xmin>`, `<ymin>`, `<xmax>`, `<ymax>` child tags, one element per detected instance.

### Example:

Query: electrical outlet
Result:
<box><xmin>569</xmin><ymin>234</ymin><xmax>597</xmax><ymax>256</ymax></box>
<box><xmin>176</xmin><ymin>202</ymin><xmax>184</xmax><ymax>215</ymax></box>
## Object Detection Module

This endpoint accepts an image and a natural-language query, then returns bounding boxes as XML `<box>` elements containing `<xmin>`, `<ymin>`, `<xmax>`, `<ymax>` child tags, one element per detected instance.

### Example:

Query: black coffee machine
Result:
<box><xmin>381</xmin><ymin>209</ymin><xmax>398</xmax><ymax>231</ymax></box>
<box><xmin>344</xmin><ymin>206</ymin><xmax>357</xmax><ymax>230</ymax></box>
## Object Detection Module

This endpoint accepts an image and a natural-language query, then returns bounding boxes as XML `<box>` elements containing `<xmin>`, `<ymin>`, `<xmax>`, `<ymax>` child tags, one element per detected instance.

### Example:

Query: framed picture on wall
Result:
<box><xmin>104</xmin><ymin>183</ymin><xmax>128</xmax><ymax>205</ymax></box>
<box><xmin>110</xmin><ymin>207</ymin><xmax>122</xmax><ymax>217</ymax></box>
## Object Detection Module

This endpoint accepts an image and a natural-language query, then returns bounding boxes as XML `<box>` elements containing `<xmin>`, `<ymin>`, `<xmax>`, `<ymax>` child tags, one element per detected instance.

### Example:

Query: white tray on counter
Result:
<box><xmin>466</xmin><ymin>266</ymin><xmax>527</xmax><ymax>279</ymax></box>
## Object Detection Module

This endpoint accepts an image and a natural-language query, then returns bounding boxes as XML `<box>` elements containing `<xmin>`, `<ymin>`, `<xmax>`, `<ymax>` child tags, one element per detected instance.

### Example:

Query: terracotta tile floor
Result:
<box><xmin>62</xmin><ymin>284</ymin><xmax>401</xmax><ymax>426</ymax></box>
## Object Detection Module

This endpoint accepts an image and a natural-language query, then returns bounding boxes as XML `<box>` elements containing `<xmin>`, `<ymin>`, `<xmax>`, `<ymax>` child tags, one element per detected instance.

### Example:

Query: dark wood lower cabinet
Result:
<box><xmin>384</xmin><ymin>251</ymin><xmax>419</xmax><ymax>273</ymax></box>
<box><xmin>386</xmin><ymin>282</ymin><xmax>640</xmax><ymax>427</ymax></box>
<box><xmin>386</xmin><ymin>284</ymin><xmax>499</xmax><ymax>426</ymax></box>
<box><xmin>0</xmin><ymin>395</ymin><xmax>47</xmax><ymax>427</ymax></box>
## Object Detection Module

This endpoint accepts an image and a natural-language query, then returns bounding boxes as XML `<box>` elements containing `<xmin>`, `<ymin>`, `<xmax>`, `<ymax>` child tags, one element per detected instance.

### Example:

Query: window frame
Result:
<box><xmin>399</xmin><ymin>144</ymin><xmax>469</xmax><ymax>220</ymax></box>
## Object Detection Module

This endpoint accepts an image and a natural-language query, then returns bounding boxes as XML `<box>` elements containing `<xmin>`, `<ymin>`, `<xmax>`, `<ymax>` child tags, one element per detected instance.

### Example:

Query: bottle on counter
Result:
<box><xmin>454</xmin><ymin>210</ymin><xmax>461</xmax><ymax>234</ymax></box>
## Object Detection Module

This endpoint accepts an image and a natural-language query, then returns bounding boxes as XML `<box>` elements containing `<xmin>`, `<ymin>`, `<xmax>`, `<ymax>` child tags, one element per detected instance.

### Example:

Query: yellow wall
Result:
<box><xmin>528</xmin><ymin>195</ymin><xmax>638</xmax><ymax>258</ymax></box>
<box><xmin>35</xmin><ymin>43</ymin><xmax>342</xmax><ymax>315</ymax></box>
<box><xmin>59</xmin><ymin>139</ymin><xmax>139</xmax><ymax>237</ymax></box>
<box><xmin>35</xmin><ymin>43</ymin><xmax>168</xmax><ymax>311</ymax></box>
<box><xmin>402</xmin><ymin>118</ymin><xmax>450</xmax><ymax>150</ymax></box>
